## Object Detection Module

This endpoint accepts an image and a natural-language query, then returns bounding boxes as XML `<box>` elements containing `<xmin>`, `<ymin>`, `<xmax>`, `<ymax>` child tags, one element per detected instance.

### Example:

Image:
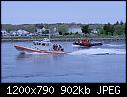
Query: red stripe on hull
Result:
<box><xmin>14</xmin><ymin>45</ymin><xmax>65</xmax><ymax>54</ymax></box>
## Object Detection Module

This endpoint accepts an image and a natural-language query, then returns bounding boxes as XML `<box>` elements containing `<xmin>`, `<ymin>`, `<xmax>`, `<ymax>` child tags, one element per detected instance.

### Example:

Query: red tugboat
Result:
<box><xmin>73</xmin><ymin>38</ymin><xmax>103</xmax><ymax>47</ymax></box>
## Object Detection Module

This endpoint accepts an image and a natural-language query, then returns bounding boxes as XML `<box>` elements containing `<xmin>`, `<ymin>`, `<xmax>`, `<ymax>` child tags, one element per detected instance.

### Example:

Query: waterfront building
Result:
<box><xmin>68</xmin><ymin>25</ymin><xmax>82</xmax><ymax>34</ymax></box>
<box><xmin>1</xmin><ymin>30</ymin><xmax>9</xmax><ymax>36</ymax></box>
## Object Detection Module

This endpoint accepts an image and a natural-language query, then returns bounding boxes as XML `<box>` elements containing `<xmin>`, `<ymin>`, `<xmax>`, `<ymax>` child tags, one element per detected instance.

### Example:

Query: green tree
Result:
<box><xmin>43</xmin><ymin>29</ymin><xmax>49</xmax><ymax>34</ymax></box>
<box><xmin>98</xmin><ymin>28</ymin><xmax>106</xmax><ymax>35</ymax></box>
<box><xmin>81</xmin><ymin>25</ymin><xmax>90</xmax><ymax>37</ymax></box>
<box><xmin>75</xmin><ymin>32</ymin><xmax>79</xmax><ymax>35</ymax></box>
<box><xmin>57</xmin><ymin>25</ymin><xmax>68</xmax><ymax>35</ymax></box>
<box><xmin>59</xmin><ymin>31</ymin><xmax>62</xmax><ymax>35</ymax></box>
<box><xmin>69</xmin><ymin>32</ymin><xmax>72</xmax><ymax>35</ymax></box>
<box><xmin>114</xmin><ymin>24</ymin><xmax>125</xmax><ymax>36</ymax></box>
<box><xmin>115</xmin><ymin>21</ymin><xmax>119</xmax><ymax>25</ymax></box>
<box><xmin>103</xmin><ymin>24</ymin><xmax>108</xmax><ymax>35</ymax></box>
<box><xmin>35</xmin><ymin>24</ymin><xmax>44</xmax><ymax>29</ymax></box>
<box><xmin>120</xmin><ymin>20</ymin><xmax>123</xmax><ymax>25</ymax></box>
<box><xmin>110</xmin><ymin>25</ymin><xmax>115</xmax><ymax>36</ymax></box>
<box><xmin>64</xmin><ymin>32</ymin><xmax>69</xmax><ymax>36</ymax></box>
<box><xmin>103</xmin><ymin>23</ymin><xmax>114</xmax><ymax>36</ymax></box>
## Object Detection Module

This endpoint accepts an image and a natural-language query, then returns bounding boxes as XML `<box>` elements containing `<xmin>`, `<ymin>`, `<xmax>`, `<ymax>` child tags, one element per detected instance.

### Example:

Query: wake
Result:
<box><xmin>105</xmin><ymin>44</ymin><xmax>125</xmax><ymax>47</ymax></box>
<box><xmin>68</xmin><ymin>48</ymin><xmax>126</xmax><ymax>55</ymax></box>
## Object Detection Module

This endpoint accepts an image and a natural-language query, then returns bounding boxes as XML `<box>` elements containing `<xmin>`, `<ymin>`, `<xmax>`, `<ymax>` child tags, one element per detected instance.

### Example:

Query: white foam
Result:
<box><xmin>69</xmin><ymin>48</ymin><xmax>126</xmax><ymax>55</ymax></box>
<box><xmin>72</xmin><ymin>44</ymin><xmax>84</xmax><ymax>47</ymax></box>
<box><xmin>24</xmin><ymin>52</ymin><xmax>48</xmax><ymax>55</ymax></box>
<box><xmin>105</xmin><ymin>44</ymin><xmax>125</xmax><ymax>47</ymax></box>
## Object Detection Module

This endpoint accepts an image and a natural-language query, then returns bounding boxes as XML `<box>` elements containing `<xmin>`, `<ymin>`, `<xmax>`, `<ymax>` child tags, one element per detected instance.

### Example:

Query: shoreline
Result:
<box><xmin>1</xmin><ymin>38</ymin><xmax>126</xmax><ymax>42</ymax></box>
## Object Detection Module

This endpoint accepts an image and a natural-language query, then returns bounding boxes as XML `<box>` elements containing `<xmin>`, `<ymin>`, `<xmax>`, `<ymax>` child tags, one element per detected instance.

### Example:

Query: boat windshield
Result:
<box><xmin>33</xmin><ymin>41</ymin><xmax>51</xmax><ymax>46</ymax></box>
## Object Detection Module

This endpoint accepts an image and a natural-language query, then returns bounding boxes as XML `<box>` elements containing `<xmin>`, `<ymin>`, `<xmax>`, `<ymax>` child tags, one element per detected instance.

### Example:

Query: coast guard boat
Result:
<box><xmin>14</xmin><ymin>38</ymin><xmax>65</xmax><ymax>54</ymax></box>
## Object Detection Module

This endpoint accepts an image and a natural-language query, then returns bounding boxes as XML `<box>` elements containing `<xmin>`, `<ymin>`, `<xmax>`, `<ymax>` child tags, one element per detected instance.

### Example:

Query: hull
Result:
<box><xmin>14</xmin><ymin>45</ymin><xmax>65</xmax><ymax>54</ymax></box>
<box><xmin>73</xmin><ymin>42</ymin><xmax>103</xmax><ymax>47</ymax></box>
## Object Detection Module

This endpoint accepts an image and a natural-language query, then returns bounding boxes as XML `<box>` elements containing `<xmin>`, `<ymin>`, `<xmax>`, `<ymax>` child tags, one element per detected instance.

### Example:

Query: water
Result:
<box><xmin>1</xmin><ymin>41</ymin><xmax>126</xmax><ymax>83</ymax></box>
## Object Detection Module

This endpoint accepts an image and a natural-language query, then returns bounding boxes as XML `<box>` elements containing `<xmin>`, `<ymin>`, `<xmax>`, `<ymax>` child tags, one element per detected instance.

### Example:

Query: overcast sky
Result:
<box><xmin>1</xmin><ymin>1</ymin><xmax>126</xmax><ymax>24</ymax></box>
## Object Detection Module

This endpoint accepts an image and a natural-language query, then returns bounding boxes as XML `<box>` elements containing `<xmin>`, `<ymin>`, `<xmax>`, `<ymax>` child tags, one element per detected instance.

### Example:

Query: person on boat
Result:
<box><xmin>53</xmin><ymin>44</ymin><xmax>54</xmax><ymax>50</ymax></box>
<box><xmin>58</xmin><ymin>45</ymin><xmax>62</xmax><ymax>51</ymax></box>
<box><xmin>56</xmin><ymin>44</ymin><xmax>59</xmax><ymax>51</ymax></box>
<box><xmin>76</xmin><ymin>39</ymin><xmax>80</xmax><ymax>43</ymax></box>
<box><xmin>53</xmin><ymin>44</ymin><xmax>58</xmax><ymax>51</ymax></box>
<box><xmin>53</xmin><ymin>44</ymin><xmax>57</xmax><ymax>51</ymax></box>
<box><xmin>82</xmin><ymin>38</ymin><xmax>91</xmax><ymax>45</ymax></box>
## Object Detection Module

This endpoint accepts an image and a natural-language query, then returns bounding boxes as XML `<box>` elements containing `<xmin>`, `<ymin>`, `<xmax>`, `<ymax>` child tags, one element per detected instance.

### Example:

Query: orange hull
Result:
<box><xmin>14</xmin><ymin>45</ymin><xmax>65</xmax><ymax>54</ymax></box>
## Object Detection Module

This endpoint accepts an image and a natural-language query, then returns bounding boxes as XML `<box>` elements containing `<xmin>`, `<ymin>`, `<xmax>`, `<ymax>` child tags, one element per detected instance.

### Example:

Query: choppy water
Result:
<box><xmin>1</xmin><ymin>41</ymin><xmax>126</xmax><ymax>83</ymax></box>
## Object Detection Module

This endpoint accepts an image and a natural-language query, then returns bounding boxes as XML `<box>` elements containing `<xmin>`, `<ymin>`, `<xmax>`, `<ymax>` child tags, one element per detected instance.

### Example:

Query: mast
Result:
<box><xmin>49</xmin><ymin>29</ymin><xmax>50</xmax><ymax>42</ymax></box>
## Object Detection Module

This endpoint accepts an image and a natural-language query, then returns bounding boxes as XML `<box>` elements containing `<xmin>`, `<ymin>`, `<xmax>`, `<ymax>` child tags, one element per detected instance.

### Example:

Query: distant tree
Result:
<box><xmin>35</xmin><ymin>24</ymin><xmax>44</xmax><ymax>29</ymax></box>
<box><xmin>110</xmin><ymin>25</ymin><xmax>115</xmax><ymax>36</ymax></box>
<box><xmin>115</xmin><ymin>21</ymin><xmax>119</xmax><ymax>25</ymax></box>
<box><xmin>114</xmin><ymin>24</ymin><xmax>125</xmax><ymax>36</ymax></box>
<box><xmin>69</xmin><ymin>32</ymin><xmax>72</xmax><ymax>35</ymax></box>
<box><xmin>43</xmin><ymin>29</ymin><xmax>49</xmax><ymax>34</ymax></box>
<box><xmin>75</xmin><ymin>32</ymin><xmax>79</xmax><ymax>35</ymax></box>
<box><xmin>59</xmin><ymin>31</ymin><xmax>62</xmax><ymax>35</ymax></box>
<box><xmin>120</xmin><ymin>20</ymin><xmax>123</xmax><ymax>25</ymax></box>
<box><xmin>98</xmin><ymin>28</ymin><xmax>106</xmax><ymax>35</ymax></box>
<box><xmin>64</xmin><ymin>32</ymin><xmax>69</xmax><ymax>35</ymax></box>
<box><xmin>81</xmin><ymin>25</ymin><xmax>90</xmax><ymax>37</ymax></box>
<box><xmin>103</xmin><ymin>23</ymin><xmax>114</xmax><ymax>36</ymax></box>
<box><xmin>57</xmin><ymin>25</ymin><xmax>68</xmax><ymax>35</ymax></box>
<box><xmin>103</xmin><ymin>24</ymin><xmax>108</xmax><ymax>35</ymax></box>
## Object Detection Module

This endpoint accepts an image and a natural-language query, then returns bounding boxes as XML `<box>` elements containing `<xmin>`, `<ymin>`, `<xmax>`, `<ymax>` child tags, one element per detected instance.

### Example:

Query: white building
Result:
<box><xmin>17</xmin><ymin>29</ymin><xmax>29</xmax><ymax>35</ymax></box>
<box><xmin>36</xmin><ymin>27</ymin><xmax>46</xmax><ymax>33</ymax></box>
<box><xmin>10</xmin><ymin>30</ymin><xmax>30</xmax><ymax>36</ymax></box>
<box><xmin>1</xmin><ymin>30</ymin><xmax>9</xmax><ymax>36</ymax></box>
<box><xmin>10</xmin><ymin>31</ymin><xmax>18</xmax><ymax>36</ymax></box>
<box><xmin>68</xmin><ymin>25</ymin><xmax>82</xmax><ymax>34</ymax></box>
<box><xmin>91</xmin><ymin>29</ymin><xmax>98</xmax><ymax>33</ymax></box>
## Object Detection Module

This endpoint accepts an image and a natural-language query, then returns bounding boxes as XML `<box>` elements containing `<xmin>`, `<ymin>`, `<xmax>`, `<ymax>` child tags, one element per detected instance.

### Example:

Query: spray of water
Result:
<box><xmin>69</xmin><ymin>48</ymin><xmax>126</xmax><ymax>55</ymax></box>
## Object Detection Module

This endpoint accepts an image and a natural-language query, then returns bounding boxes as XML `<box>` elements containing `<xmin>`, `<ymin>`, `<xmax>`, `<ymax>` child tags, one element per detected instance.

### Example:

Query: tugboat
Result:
<box><xmin>73</xmin><ymin>38</ymin><xmax>103</xmax><ymax>47</ymax></box>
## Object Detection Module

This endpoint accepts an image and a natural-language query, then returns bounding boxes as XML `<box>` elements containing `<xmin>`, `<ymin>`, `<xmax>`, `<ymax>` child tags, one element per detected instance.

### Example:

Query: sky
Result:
<box><xmin>1</xmin><ymin>1</ymin><xmax>126</xmax><ymax>24</ymax></box>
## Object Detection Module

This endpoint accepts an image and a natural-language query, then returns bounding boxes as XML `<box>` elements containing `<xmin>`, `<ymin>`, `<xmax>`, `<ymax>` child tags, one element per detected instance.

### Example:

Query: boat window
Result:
<box><xmin>42</xmin><ymin>43</ymin><xmax>45</xmax><ymax>46</ymax></box>
<box><xmin>38</xmin><ymin>43</ymin><xmax>41</xmax><ymax>45</ymax></box>
<box><xmin>33</xmin><ymin>42</ymin><xmax>36</xmax><ymax>45</ymax></box>
<box><xmin>46</xmin><ymin>43</ymin><xmax>49</xmax><ymax>46</ymax></box>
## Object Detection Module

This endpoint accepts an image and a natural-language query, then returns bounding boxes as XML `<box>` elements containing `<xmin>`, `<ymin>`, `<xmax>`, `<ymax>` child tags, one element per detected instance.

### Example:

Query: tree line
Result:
<box><xmin>1</xmin><ymin>21</ymin><xmax>125</xmax><ymax>37</ymax></box>
<box><xmin>81</xmin><ymin>21</ymin><xmax>125</xmax><ymax>37</ymax></box>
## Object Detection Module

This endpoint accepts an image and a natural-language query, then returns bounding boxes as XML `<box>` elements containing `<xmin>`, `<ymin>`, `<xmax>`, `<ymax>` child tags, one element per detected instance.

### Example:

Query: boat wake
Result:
<box><xmin>68</xmin><ymin>48</ymin><xmax>126</xmax><ymax>55</ymax></box>
<box><xmin>24</xmin><ymin>52</ymin><xmax>49</xmax><ymax>55</ymax></box>
<box><xmin>105</xmin><ymin>44</ymin><xmax>125</xmax><ymax>47</ymax></box>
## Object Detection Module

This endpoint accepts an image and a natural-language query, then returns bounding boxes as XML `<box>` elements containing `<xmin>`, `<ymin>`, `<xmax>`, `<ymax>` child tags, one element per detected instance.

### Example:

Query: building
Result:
<box><xmin>51</xmin><ymin>32</ymin><xmax>59</xmax><ymax>36</ymax></box>
<box><xmin>17</xmin><ymin>29</ymin><xmax>30</xmax><ymax>36</ymax></box>
<box><xmin>91</xmin><ymin>29</ymin><xmax>98</xmax><ymax>33</ymax></box>
<box><xmin>10</xmin><ymin>30</ymin><xmax>30</xmax><ymax>36</ymax></box>
<box><xmin>9</xmin><ymin>31</ymin><xmax>17</xmax><ymax>36</ymax></box>
<box><xmin>68</xmin><ymin>25</ymin><xmax>82</xmax><ymax>34</ymax></box>
<box><xmin>1</xmin><ymin>30</ymin><xmax>9</xmax><ymax>36</ymax></box>
<box><xmin>36</xmin><ymin>27</ymin><xmax>46</xmax><ymax>33</ymax></box>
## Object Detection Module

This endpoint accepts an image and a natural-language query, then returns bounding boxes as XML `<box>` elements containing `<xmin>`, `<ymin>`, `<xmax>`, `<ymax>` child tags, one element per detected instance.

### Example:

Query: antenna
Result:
<box><xmin>48</xmin><ymin>29</ymin><xmax>51</xmax><ymax>42</ymax></box>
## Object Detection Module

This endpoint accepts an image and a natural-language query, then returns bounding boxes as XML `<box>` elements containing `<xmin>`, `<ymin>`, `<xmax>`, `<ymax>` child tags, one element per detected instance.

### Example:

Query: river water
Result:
<box><xmin>1</xmin><ymin>41</ymin><xmax>126</xmax><ymax>83</ymax></box>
